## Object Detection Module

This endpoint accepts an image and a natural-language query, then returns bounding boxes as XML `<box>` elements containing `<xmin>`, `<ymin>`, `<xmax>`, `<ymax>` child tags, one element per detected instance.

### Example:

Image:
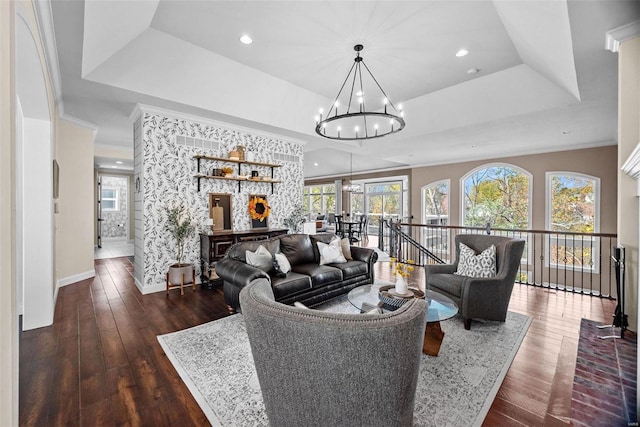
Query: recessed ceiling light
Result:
<box><xmin>456</xmin><ymin>49</ymin><xmax>469</xmax><ymax>57</ymax></box>
<box><xmin>239</xmin><ymin>34</ymin><xmax>253</xmax><ymax>45</ymax></box>
<box><xmin>115</xmin><ymin>161</ymin><xmax>123</xmax><ymax>164</ymax></box>
<box><xmin>111</xmin><ymin>166</ymin><xmax>118</xmax><ymax>169</ymax></box>
<box><xmin>313</xmin><ymin>162</ymin><xmax>319</xmax><ymax>166</ymax></box>
<box><xmin>467</xmin><ymin>68</ymin><xmax>480</xmax><ymax>75</ymax></box>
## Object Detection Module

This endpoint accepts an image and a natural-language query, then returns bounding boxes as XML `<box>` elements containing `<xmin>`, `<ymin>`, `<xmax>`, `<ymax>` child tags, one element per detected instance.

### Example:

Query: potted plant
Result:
<box><xmin>283</xmin><ymin>204</ymin><xmax>306</xmax><ymax>233</ymax></box>
<box><xmin>165</xmin><ymin>201</ymin><xmax>196</xmax><ymax>289</ymax></box>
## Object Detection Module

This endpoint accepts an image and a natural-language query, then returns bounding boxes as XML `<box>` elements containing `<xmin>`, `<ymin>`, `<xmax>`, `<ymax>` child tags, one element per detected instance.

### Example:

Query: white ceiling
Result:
<box><xmin>48</xmin><ymin>0</ymin><xmax>639</xmax><ymax>178</ymax></box>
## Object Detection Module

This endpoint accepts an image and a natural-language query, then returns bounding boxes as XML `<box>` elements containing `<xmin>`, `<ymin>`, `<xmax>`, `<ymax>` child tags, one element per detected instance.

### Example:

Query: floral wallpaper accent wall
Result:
<box><xmin>135</xmin><ymin>108</ymin><xmax>304</xmax><ymax>292</ymax></box>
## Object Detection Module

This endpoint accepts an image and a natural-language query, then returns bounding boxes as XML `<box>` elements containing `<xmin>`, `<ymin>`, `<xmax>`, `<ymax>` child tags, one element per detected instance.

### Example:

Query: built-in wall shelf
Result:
<box><xmin>194</xmin><ymin>154</ymin><xmax>281</xmax><ymax>168</ymax></box>
<box><xmin>193</xmin><ymin>154</ymin><xmax>282</xmax><ymax>192</ymax></box>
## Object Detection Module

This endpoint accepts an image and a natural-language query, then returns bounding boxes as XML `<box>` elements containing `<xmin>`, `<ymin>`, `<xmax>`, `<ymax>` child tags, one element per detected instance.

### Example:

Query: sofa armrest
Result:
<box><xmin>216</xmin><ymin>258</ymin><xmax>270</xmax><ymax>289</ymax></box>
<box><xmin>425</xmin><ymin>264</ymin><xmax>457</xmax><ymax>275</ymax></box>
<box><xmin>460</xmin><ymin>275</ymin><xmax>515</xmax><ymax>320</ymax></box>
<box><xmin>350</xmin><ymin>246</ymin><xmax>378</xmax><ymax>264</ymax></box>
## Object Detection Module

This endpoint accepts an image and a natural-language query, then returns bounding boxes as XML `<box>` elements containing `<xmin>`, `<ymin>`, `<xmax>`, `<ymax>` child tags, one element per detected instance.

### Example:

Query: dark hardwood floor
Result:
<box><xmin>19</xmin><ymin>255</ymin><xmax>616</xmax><ymax>426</ymax></box>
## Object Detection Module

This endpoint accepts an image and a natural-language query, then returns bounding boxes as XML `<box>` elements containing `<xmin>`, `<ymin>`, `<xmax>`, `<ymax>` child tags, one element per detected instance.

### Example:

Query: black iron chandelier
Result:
<box><xmin>315</xmin><ymin>44</ymin><xmax>405</xmax><ymax>141</ymax></box>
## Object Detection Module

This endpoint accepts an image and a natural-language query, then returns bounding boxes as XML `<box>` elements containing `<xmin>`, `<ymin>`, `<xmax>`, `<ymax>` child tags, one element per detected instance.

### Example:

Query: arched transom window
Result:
<box><xmin>462</xmin><ymin>164</ymin><xmax>531</xmax><ymax>229</ymax></box>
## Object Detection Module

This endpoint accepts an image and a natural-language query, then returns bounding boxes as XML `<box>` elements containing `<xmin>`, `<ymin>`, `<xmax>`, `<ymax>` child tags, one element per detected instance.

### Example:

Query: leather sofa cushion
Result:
<box><xmin>279</xmin><ymin>234</ymin><xmax>315</xmax><ymax>266</ymax></box>
<box><xmin>328</xmin><ymin>260</ymin><xmax>368</xmax><ymax>280</ymax></box>
<box><xmin>271</xmin><ymin>273</ymin><xmax>312</xmax><ymax>300</ymax></box>
<box><xmin>292</xmin><ymin>264</ymin><xmax>343</xmax><ymax>288</ymax></box>
<box><xmin>429</xmin><ymin>273</ymin><xmax>465</xmax><ymax>298</ymax></box>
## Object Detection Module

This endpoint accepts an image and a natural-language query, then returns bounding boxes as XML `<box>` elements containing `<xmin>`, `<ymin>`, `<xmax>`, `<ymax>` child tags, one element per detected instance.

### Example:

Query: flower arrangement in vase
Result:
<box><xmin>389</xmin><ymin>257</ymin><xmax>415</xmax><ymax>296</ymax></box>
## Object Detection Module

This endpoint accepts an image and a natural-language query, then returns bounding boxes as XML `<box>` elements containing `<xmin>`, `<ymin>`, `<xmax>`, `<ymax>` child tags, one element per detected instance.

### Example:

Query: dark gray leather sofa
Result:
<box><xmin>216</xmin><ymin>233</ymin><xmax>378</xmax><ymax>312</ymax></box>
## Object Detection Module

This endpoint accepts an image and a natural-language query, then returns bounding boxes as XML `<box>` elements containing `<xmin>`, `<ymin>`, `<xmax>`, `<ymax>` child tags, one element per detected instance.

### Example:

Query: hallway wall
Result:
<box><xmin>56</xmin><ymin>118</ymin><xmax>95</xmax><ymax>287</ymax></box>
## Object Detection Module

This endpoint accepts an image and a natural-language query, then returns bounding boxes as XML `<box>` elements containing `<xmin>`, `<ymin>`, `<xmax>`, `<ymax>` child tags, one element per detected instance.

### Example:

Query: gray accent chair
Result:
<box><xmin>426</xmin><ymin>234</ymin><xmax>525</xmax><ymax>330</ymax></box>
<box><xmin>240</xmin><ymin>279</ymin><xmax>427</xmax><ymax>427</ymax></box>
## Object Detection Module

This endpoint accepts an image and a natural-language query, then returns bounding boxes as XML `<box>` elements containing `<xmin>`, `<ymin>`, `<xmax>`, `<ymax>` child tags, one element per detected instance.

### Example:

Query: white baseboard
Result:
<box><xmin>57</xmin><ymin>269</ymin><xmax>96</xmax><ymax>288</ymax></box>
<box><xmin>134</xmin><ymin>276</ymin><xmax>145</xmax><ymax>293</ymax></box>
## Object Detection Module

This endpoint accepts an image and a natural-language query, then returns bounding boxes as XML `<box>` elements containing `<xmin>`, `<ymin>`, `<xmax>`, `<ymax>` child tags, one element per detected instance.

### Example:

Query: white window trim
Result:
<box><xmin>304</xmin><ymin>183</ymin><xmax>337</xmax><ymax>216</ymax></box>
<box><xmin>361</xmin><ymin>177</ymin><xmax>408</xmax><ymax>221</ymax></box>
<box><xmin>459</xmin><ymin>162</ymin><xmax>533</xmax><ymax>229</ymax></box>
<box><xmin>102</xmin><ymin>187</ymin><xmax>119</xmax><ymax>212</ymax></box>
<box><xmin>421</xmin><ymin>179</ymin><xmax>450</xmax><ymax>225</ymax></box>
<box><xmin>545</xmin><ymin>171</ymin><xmax>601</xmax><ymax>273</ymax></box>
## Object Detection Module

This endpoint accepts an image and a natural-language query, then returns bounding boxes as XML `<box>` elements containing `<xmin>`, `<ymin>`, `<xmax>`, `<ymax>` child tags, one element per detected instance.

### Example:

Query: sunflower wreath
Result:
<box><xmin>248</xmin><ymin>196</ymin><xmax>271</xmax><ymax>222</ymax></box>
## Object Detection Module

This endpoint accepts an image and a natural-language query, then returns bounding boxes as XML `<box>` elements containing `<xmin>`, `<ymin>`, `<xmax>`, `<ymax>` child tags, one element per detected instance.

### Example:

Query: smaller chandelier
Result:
<box><xmin>315</xmin><ymin>44</ymin><xmax>405</xmax><ymax>141</ymax></box>
<box><xmin>342</xmin><ymin>153</ymin><xmax>362</xmax><ymax>192</ymax></box>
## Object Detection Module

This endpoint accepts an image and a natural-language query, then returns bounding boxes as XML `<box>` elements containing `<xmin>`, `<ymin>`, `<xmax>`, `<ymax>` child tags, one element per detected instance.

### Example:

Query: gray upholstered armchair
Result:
<box><xmin>240</xmin><ymin>279</ymin><xmax>427</xmax><ymax>427</ymax></box>
<box><xmin>426</xmin><ymin>234</ymin><xmax>525</xmax><ymax>330</ymax></box>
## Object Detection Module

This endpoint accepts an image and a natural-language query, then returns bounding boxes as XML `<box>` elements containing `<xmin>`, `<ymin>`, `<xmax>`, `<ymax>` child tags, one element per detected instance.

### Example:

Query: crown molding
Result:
<box><xmin>59</xmin><ymin>113</ymin><xmax>99</xmax><ymax>135</ymax></box>
<box><xmin>622</xmin><ymin>142</ymin><xmax>640</xmax><ymax>180</ymax></box>
<box><xmin>33</xmin><ymin>0</ymin><xmax>64</xmax><ymax>114</ymax></box>
<box><xmin>606</xmin><ymin>20</ymin><xmax>640</xmax><ymax>53</ymax></box>
<box><xmin>130</xmin><ymin>103</ymin><xmax>308</xmax><ymax>147</ymax></box>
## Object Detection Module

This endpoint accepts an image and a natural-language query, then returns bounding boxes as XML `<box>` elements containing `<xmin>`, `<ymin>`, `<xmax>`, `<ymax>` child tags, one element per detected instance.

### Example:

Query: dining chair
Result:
<box><xmin>335</xmin><ymin>215</ymin><xmax>345</xmax><ymax>238</ymax></box>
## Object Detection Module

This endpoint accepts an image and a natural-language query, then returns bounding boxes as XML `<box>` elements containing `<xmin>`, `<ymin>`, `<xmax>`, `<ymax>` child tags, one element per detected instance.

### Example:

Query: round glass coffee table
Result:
<box><xmin>347</xmin><ymin>284</ymin><xmax>458</xmax><ymax>356</ymax></box>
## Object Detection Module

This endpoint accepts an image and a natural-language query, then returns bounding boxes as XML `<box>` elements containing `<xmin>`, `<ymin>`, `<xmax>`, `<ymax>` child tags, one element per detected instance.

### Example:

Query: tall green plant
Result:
<box><xmin>165</xmin><ymin>202</ymin><xmax>195</xmax><ymax>266</ymax></box>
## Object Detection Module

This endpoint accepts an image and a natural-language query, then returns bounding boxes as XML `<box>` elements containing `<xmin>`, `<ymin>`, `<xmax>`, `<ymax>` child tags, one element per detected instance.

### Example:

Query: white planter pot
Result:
<box><xmin>168</xmin><ymin>263</ymin><xmax>194</xmax><ymax>286</ymax></box>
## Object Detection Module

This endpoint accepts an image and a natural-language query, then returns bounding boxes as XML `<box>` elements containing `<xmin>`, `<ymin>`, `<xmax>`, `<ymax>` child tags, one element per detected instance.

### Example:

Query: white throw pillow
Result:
<box><xmin>245</xmin><ymin>245</ymin><xmax>272</xmax><ymax>272</ymax></box>
<box><xmin>454</xmin><ymin>243</ymin><xmax>497</xmax><ymax>278</ymax></box>
<box><xmin>317</xmin><ymin>238</ymin><xmax>347</xmax><ymax>265</ymax></box>
<box><xmin>274</xmin><ymin>252</ymin><xmax>292</xmax><ymax>274</ymax></box>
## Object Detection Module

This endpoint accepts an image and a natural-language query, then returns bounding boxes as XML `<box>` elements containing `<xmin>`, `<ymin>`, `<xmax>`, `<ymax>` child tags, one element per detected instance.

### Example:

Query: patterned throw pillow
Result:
<box><xmin>317</xmin><ymin>238</ymin><xmax>347</xmax><ymax>265</ymax></box>
<box><xmin>454</xmin><ymin>243</ymin><xmax>497</xmax><ymax>278</ymax></box>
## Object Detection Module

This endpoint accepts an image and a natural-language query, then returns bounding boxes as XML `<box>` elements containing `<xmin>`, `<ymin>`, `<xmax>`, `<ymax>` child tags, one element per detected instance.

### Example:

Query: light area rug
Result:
<box><xmin>158</xmin><ymin>288</ymin><xmax>530</xmax><ymax>427</ymax></box>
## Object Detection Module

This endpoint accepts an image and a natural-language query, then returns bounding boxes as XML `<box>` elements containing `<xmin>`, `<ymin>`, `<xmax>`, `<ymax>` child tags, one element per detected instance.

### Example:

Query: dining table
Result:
<box><xmin>341</xmin><ymin>219</ymin><xmax>361</xmax><ymax>242</ymax></box>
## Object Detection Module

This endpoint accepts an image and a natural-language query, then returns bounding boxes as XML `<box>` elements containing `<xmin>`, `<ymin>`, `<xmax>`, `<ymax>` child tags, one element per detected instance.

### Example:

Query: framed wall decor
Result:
<box><xmin>208</xmin><ymin>193</ymin><xmax>232</xmax><ymax>231</ymax></box>
<box><xmin>248</xmin><ymin>194</ymin><xmax>270</xmax><ymax>229</ymax></box>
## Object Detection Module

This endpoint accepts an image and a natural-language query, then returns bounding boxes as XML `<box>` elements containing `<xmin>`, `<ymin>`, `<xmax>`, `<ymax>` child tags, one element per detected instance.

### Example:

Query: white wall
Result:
<box><xmin>618</xmin><ymin>37</ymin><xmax>640</xmax><ymax>332</ymax></box>
<box><xmin>21</xmin><ymin>117</ymin><xmax>54</xmax><ymax>330</ymax></box>
<box><xmin>16</xmin><ymin>1</ymin><xmax>56</xmax><ymax>332</ymax></box>
<box><xmin>15</xmin><ymin>98</ymin><xmax>23</xmax><ymax>316</ymax></box>
<box><xmin>0</xmin><ymin>1</ymin><xmax>17</xmax><ymax>424</ymax></box>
